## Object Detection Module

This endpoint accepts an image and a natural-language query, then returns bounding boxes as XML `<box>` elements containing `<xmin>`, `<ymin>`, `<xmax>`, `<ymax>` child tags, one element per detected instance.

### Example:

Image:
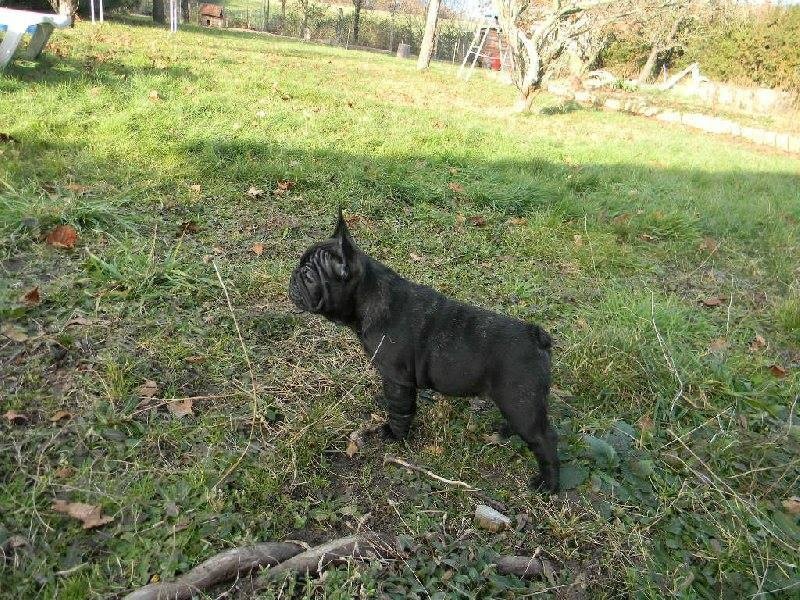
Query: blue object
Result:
<box><xmin>0</xmin><ymin>24</ymin><xmax>39</xmax><ymax>34</ymax></box>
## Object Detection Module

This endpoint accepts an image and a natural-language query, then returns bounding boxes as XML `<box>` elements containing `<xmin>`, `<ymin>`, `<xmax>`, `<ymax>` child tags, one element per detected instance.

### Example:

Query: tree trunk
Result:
<box><xmin>637</xmin><ymin>11</ymin><xmax>684</xmax><ymax>84</ymax></box>
<box><xmin>416</xmin><ymin>0</ymin><xmax>440</xmax><ymax>70</ymax></box>
<box><xmin>181</xmin><ymin>0</ymin><xmax>190</xmax><ymax>23</ymax></box>
<box><xmin>153</xmin><ymin>0</ymin><xmax>166</xmax><ymax>23</ymax></box>
<box><xmin>54</xmin><ymin>0</ymin><xmax>76</xmax><ymax>22</ymax></box>
<box><xmin>352</xmin><ymin>0</ymin><xmax>363</xmax><ymax>44</ymax></box>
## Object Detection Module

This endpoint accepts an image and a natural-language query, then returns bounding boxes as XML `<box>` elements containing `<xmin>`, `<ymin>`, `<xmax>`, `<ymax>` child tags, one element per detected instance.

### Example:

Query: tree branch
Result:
<box><xmin>124</xmin><ymin>542</ymin><xmax>303</xmax><ymax>600</ymax></box>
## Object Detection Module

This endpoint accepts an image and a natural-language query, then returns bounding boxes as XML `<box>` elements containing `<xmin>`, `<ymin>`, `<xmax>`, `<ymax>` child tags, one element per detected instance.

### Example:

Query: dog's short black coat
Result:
<box><xmin>289</xmin><ymin>211</ymin><xmax>560</xmax><ymax>492</ymax></box>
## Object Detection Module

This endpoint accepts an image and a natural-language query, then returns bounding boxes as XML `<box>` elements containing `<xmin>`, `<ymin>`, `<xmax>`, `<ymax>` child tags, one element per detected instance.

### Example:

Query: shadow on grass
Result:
<box><xmin>2</xmin><ymin>52</ymin><xmax>197</xmax><ymax>86</ymax></box>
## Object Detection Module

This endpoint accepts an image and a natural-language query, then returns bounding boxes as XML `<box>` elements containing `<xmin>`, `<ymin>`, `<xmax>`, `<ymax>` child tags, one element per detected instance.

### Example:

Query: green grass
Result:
<box><xmin>1</xmin><ymin>17</ymin><xmax>799</xmax><ymax>598</ymax></box>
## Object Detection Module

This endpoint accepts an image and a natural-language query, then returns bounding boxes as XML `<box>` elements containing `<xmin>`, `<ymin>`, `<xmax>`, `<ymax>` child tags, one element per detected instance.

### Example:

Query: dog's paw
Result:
<box><xmin>497</xmin><ymin>422</ymin><xmax>514</xmax><ymax>439</ymax></box>
<box><xmin>530</xmin><ymin>474</ymin><xmax>559</xmax><ymax>495</ymax></box>
<box><xmin>380</xmin><ymin>423</ymin><xmax>398</xmax><ymax>441</ymax></box>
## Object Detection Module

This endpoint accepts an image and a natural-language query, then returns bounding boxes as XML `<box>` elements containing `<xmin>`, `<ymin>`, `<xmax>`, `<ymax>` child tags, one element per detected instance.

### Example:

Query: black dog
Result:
<box><xmin>289</xmin><ymin>211</ymin><xmax>559</xmax><ymax>492</ymax></box>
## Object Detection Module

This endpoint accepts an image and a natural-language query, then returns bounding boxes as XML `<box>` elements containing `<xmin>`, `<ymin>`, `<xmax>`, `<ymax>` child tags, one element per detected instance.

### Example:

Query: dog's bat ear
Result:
<box><xmin>332</xmin><ymin>208</ymin><xmax>357</xmax><ymax>279</ymax></box>
<box><xmin>332</xmin><ymin>207</ymin><xmax>348</xmax><ymax>239</ymax></box>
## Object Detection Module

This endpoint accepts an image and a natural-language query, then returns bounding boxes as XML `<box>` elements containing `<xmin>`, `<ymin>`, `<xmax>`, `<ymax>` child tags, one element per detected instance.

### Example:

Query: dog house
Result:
<box><xmin>199</xmin><ymin>3</ymin><xmax>223</xmax><ymax>28</ymax></box>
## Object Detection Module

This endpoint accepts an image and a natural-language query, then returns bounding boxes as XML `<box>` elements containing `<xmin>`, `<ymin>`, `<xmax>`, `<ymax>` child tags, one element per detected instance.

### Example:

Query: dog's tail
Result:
<box><xmin>529</xmin><ymin>324</ymin><xmax>553</xmax><ymax>353</ymax></box>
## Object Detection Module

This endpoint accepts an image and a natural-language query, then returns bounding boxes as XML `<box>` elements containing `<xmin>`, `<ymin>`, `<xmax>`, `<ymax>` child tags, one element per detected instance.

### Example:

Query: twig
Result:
<box><xmin>253</xmin><ymin>535</ymin><xmax>390</xmax><ymax>588</ymax></box>
<box><xmin>667</xmin><ymin>429</ymin><xmax>798</xmax><ymax>555</ymax></box>
<box><xmin>212</xmin><ymin>259</ymin><xmax>259</xmax><ymax>489</ymax></box>
<box><xmin>124</xmin><ymin>542</ymin><xmax>303</xmax><ymax>600</ymax></box>
<box><xmin>494</xmin><ymin>555</ymin><xmax>551</xmax><ymax>579</ymax></box>
<box><xmin>650</xmin><ymin>291</ymin><xmax>684</xmax><ymax>412</ymax></box>
<box><xmin>384</xmin><ymin>454</ymin><xmax>479</xmax><ymax>491</ymax></box>
<box><xmin>346</xmin><ymin>414</ymin><xmax>387</xmax><ymax>456</ymax></box>
<box><xmin>55</xmin><ymin>563</ymin><xmax>88</xmax><ymax>577</ymax></box>
<box><xmin>123</xmin><ymin>534</ymin><xmax>554</xmax><ymax>598</ymax></box>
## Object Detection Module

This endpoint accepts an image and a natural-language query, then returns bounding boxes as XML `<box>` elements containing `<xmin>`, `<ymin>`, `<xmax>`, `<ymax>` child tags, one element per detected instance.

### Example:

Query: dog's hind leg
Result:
<box><xmin>495</xmin><ymin>385</ymin><xmax>560</xmax><ymax>493</ymax></box>
<box><xmin>519</xmin><ymin>418</ymin><xmax>560</xmax><ymax>493</ymax></box>
<box><xmin>381</xmin><ymin>380</ymin><xmax>417</xmax><ymax>440</ymax></box>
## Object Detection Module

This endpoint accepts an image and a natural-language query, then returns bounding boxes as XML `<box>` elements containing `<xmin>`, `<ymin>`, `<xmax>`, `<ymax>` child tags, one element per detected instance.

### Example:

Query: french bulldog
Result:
<box><xmin>289</xmin><ymin>211</ymin><xmax>559</xmax><ymax>492</ymax></box>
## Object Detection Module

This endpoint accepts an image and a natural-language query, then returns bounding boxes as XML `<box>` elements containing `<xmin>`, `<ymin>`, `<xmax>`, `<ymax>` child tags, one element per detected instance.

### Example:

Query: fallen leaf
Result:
<box><xmin>251</xmin><ymin>243</ymin><xmax>265</xmax><ymax>256</ymax></box>
<box><xmin>750</xmin><ymin>334</ymin><xmax>767</xmax><ymax>351</ymax></box>
<box><xmin>246</xmin><ymin>186</ymin><xmax>264</xmax><ymax>199</ymax></box>
<box><xmin>65</xmin><ymin>183</ymin><xmax>89</xmax><ymax>195</ymax></box>
<box><xmin>448</xmin><ymin>167</ymin><xmax>459</xmax><ymax>175</ymax></box>
<box><xmin>186</xmin><ymin>355</ymin><xmax>205</xmax><ymax>364</ymax></box>
<box><xmin>50</xmin><ymin>410</ymin><xmax>72</xmax><ymax>423</ymax></box>
<box><xmin>638</xmin><ymin>414</ymin><xmax>654</xmax><ymax>434</ymax></box>
<box><xmin>346</xmin><ymin>438</ymin><xmax>359</xmax><ymax>457</ymax></box>
<box><xmin>178</xmin><ymin>221</ymin><xmax>199</xmax><ymax>235</ymax></box>
<box><xmin>575</xmin><ymin>317</ymin><xmax>589</xmax><ymax>330</ymax></box>
<box><xmin>167</xmin><ymin>399</ymin><xmax>193</xmax><ymax>418</ymax></box>
<box><xmin>52</xmin><ymin>500</ymin><xmax>114</xmax><ymax>529</ymax></box>
<box><xmin>409</xmin><ymin>252</ymin><xmax>424</xmax><ymax>262</ymax></box>
<box><xmin>1</xmin><ymin>323</ymin><xmax>29</xmax><ymax>342</ymax></box>
<box><xmin>3</xmin><ymin>410</ymin><xmax>28</xmax><ymax>424</ymax></box>
<box><xmin>189</xmin><ymin>184</ymin><xmax>202</xmax><ymax>192</ymax></box>
<box><xmin>700</xmin><ymin>296</ymin><xmax>724</xmax><ymax>307</ymax></box>
<box><xmin>88</xmin><ymin>86</ymin><xmax>101</xmax><ymax>97</ymax></box>
<box><xmin>273</xmin><ymin>180</ymin><xmax>295</xmax><ymax>195</ymax></box>
<box><xmin>769</xmin><ymin>364</ymin><xmax>788</xmax><ymax>378</ymax></box>
<box><xmin>467</xmin><ymin>215</ymin><xmax>486</xmax><ymax>227</ymax></box>
<box><xmin>708</xmin><ymin>338</ymin><xmax>728</xmax><ymax>353</ymax></box>
<box><xmin>454</xmin><ymin>213</ymin><xmax>466</xmax><ymax>227</ymax></box>
<box><xmin>22</xmin><ymin>287</ymin><xmax>41</xmax><ymax>306</ymax></box>
<box><xmin>54</xmin><ymin>466</ymin><xmax>75</xmax><ymax>478</ymax></box>
<box><xmin>0</xmin><ymin>132</ymin><xmax>19</xmax><ymax>143</ymax></box>
<box><xmin>483</xmin><ymin>433</ymin><xmax>504</xmax><ymax>445</ymax></box>
<box><xmin>507</xmin><ymin>217</ymin><xmax>527</xmax><ymax>226</ymax></box>
<box><xmin>700</xmin><ymin>237</ymin><xmax>719</xmax><ymax>253</ymax></box>
<box><xmin>573</xmin><ymin>234</ymin><xmax>584</xmax><ymax>247</ymax></box>
<box><xmin>782</xmin><ymin>496</ymin><xmax>800</xmax><ymax>515</ymax></box>
<box><xmin>448</xmin><ymin>182</ymin><xmax>464</xmax><ymax>194</ymax></box>
<box><xmin>148</xmin><ymin>90</ymin><xmax>160</xmax><ymax>101</ymax></box>
<box><xmin>138</xmin><ymin>380</ymin><xmax>159</xmax><ymax>399</ymax></box>
<box><xmin>640</xmin><ymin>233</ymin><xmax>656</xmax><ymax>242</ymax></box>
<box><xmin>45</xmin><ymin>225</ymin><xmax>78</xmax><ymax>249</ymax></box>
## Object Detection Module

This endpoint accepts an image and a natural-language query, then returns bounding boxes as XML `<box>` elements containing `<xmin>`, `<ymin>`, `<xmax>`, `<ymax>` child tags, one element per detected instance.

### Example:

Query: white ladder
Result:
<box><xmin>457</xmin><ymin>16</ymin><xmax>507</xmax><ymax>80</ymax></box>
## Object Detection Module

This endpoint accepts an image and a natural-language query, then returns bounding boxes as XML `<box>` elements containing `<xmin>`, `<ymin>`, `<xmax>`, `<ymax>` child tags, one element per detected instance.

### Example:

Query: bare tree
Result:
<box><xmin>353</xmin><ymin>0</ymin><xmax>365</xmax><ymax>44</ymax></box>
<box><xmin>492</xmin><ymin>0</ymin><xmax>715</xmax><ymax>111</ymax></box>
<box><xmin>47</xmin><ymin>0</ymin><xmax>76</xmax><ymax>21</ymax></box>
<box><xmin>153</xmin><ymin>0</ymin><xmax>167</xmax><ymax>23</ymax></box>
<box><xmin>297</xmin><ymin>0</ymin><xmax>326</xmax><ymax>35</ymax></box>
<box><xmin>417</xmin><ymin>0</ymin><xmax>441</xmax><ymax>70</ymax></box>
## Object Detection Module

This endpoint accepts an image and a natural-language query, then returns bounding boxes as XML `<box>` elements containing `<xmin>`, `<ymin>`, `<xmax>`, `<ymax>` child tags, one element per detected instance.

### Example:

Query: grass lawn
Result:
<box><xmin>1</xmin><ymin>17</ymin><xmax>799</xmax><ymax>599</ymax></box>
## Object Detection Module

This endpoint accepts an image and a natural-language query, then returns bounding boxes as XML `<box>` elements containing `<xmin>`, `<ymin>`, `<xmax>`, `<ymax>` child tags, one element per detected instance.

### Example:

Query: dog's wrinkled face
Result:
<box><xmin>289</xmin><ymin>211</ymin><xmax>361</xmax><ymax>323</ymax></box>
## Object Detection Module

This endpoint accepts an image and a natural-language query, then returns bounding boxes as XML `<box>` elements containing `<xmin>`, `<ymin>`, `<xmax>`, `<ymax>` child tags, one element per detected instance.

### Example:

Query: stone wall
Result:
<box><xmin>671</xmin><ymin>81</ymin><xmax>796</xmax><ymax>115</ymax></box>
<box><xmin>546</xmin><ymin>82</ymin><xmax>800</xmax><ymax>155</ymax></box>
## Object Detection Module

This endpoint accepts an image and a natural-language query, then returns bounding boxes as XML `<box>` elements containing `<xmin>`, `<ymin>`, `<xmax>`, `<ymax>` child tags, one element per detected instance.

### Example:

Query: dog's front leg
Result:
<box><xmin>381</xmin><ymin>380</ymin><xmax>417</xmax><ymax>440</ymax></box>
